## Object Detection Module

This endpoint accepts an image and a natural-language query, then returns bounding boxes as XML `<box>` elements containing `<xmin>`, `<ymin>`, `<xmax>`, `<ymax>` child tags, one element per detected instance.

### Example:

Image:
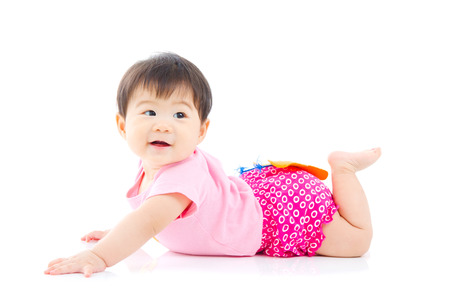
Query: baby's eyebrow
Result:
<box><xmin>134</xmin><ymin>99</ymin><xmax>155</xmax><ymax>109</ymax></box>
<box><xmin>175</xmin><ymin>100</ymin><xmax>195</xmax><ymax>110</ymax></box>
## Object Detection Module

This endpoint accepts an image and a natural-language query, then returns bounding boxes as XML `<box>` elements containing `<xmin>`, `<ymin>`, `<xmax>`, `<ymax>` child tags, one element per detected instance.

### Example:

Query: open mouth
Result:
<box><xmin>150</xmin><ymin>141</ymin><xmax>171</xmax><ymax>147</ymax></box>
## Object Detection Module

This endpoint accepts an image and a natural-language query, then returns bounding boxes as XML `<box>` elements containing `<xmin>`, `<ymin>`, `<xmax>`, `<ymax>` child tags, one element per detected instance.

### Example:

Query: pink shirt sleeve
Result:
<box><xmin>148</xmin><ymin>154</ymin><xmax>207</xmax><ymax>218</ymax></box>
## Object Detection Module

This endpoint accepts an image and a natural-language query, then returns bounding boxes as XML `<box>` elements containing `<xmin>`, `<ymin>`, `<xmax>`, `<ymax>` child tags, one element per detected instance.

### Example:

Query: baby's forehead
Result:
<box><xmin>131</xmin><ymin>84</ymin><xmax>195</xmax><ymax>105</ymax></box>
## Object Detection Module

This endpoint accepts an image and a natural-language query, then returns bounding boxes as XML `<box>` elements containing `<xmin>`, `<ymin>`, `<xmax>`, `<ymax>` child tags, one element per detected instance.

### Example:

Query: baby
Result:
<box><xmin>45</xmin><ymin>53</ymin><xmax>381</xmax><ymax>277</ymax></box>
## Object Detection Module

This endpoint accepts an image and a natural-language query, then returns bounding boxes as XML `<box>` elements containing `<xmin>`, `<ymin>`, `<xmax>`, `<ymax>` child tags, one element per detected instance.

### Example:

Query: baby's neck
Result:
<box><xmin>139</xmin><ymin>164</ymin><xmax>161</xmax><ymax>194</ymax></box>
<box><xmin>139</xmin><ymin>173</ymin><xmax>154</xmax><ymax>194</ymax></box>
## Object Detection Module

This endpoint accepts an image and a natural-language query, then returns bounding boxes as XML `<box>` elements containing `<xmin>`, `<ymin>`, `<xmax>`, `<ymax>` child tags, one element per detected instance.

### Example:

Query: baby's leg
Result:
<box><xmin>316</xmin><ymin>148</ymin><xmax>381</xmax><ymax>257</ymax></box>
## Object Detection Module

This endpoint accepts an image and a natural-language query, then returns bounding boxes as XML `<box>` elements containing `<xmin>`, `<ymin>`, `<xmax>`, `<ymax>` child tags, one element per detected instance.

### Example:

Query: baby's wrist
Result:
<box><xmin>89</xmin><ymin>247</ymin><xmax>109</xmax><ymax>268</ymax></box>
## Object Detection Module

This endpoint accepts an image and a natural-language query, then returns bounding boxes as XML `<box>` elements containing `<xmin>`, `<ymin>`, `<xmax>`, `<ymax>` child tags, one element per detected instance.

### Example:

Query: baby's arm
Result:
<box><xmin>45</xmin><ymin>193</ymin><xmax>191</xmax><ymax>277</ymax></box>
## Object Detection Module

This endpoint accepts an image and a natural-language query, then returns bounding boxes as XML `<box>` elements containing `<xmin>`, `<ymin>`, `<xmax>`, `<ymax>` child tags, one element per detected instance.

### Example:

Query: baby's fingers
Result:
<box><xmin>46</xmin><ymin>262</ymin><xmax>74</xmax><ymax>276</ymax></box>
<box><xmin>46</xmin><ymin>260</ymin><xmax>85</xmax><ymax>276</ymax></box>
<box><xmin>47</xmin><ymin>258</ymin><xmax>66</xmax><ymax>268</ymax></box>
<box><xmin>81</xmin><ymin>231</ymin><xmax>106</xmax><ymax>242</ymax></box>
<box><xmin>45</xmin><ymin>259</ymin><xmax>68</xmax><ymax>275</ymax></box>
<box><xmin>44</xmin><ymin>250</ymin><xmax>106</xmax><ymax>277</ymax></box>
<box><xmin>81</xmin><ymin>232</ymin><xmax>95</xmax><ymax>242</ymax></box>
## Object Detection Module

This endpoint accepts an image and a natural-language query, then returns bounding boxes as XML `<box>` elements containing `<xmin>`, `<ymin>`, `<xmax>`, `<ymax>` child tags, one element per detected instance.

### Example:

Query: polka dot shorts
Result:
<box><xmin>240</xmin><ymin>165</ymin><xmax>338</xmax><ymax>257</ymax></box>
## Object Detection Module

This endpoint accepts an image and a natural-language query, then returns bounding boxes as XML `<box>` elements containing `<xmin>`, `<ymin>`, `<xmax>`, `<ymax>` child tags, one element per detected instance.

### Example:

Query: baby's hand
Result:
<box><xmin>45</xmin><ymin>250</ymin><xmax>107</xmax><ymax>277</ymax></box>
<box><xmin>81</xmin><ymin>230</ymin><xmax>110</xmax><ymax>242</ymax></box>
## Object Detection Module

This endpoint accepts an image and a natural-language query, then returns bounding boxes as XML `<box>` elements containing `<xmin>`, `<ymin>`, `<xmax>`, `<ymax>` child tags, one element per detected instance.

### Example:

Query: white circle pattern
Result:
<box><xmin>241</xmin><ymin>165</ymin><xmax>338</xmax><ymax>257</ymax></box>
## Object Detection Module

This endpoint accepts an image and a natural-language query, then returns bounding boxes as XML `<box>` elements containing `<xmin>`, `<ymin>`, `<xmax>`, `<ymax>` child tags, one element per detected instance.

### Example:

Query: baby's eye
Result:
<box><xmin>144</xmin><ymin>110</ymin><xmax>156</xmax><ymax>116</ymax></box>
<box><xmin>174</xmin><ymin>112</ymin><xmax>186</xmax><ymax>119</ymax></box>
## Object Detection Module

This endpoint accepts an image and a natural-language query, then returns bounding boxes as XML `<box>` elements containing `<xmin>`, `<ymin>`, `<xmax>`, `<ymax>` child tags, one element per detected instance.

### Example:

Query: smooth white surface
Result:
<box><xmin>1</xmin><ymin>1</ymin><xmax>449</xmax><ymax>297</ymax></box>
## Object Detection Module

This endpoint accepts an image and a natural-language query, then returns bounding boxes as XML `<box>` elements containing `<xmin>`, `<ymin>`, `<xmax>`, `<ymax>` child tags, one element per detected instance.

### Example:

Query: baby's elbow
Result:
<box><xmin>143</xmin><ymin>215</ymin><xmax>161</xmax><ymax>239</ymax></box>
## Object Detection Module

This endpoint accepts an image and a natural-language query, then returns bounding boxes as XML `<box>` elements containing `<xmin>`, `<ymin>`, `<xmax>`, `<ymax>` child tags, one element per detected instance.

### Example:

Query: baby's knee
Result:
<box><xmin>351</xmin><ymin>229</ymin><xmax>372</xmax><ymax>257</ymax></box>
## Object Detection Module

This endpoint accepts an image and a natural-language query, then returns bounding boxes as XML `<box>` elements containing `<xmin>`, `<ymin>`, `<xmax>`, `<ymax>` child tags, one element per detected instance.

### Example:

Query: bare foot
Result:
<box><xmin>328</xmin><ymin>148</ymin><xmax>381</xmax><ymax>174</ymax></box>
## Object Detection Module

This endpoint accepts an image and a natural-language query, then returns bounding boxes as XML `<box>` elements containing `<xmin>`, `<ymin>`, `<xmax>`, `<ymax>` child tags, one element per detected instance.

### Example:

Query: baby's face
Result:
<box><xmin>117</xmin><ymin>86</ymin><xmax>209</xmax><ymax>170</ymax></box>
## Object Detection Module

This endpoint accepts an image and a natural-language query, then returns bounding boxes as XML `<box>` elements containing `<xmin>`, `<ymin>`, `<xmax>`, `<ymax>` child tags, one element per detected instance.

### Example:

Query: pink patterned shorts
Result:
<box><xmin>240</xmin><ymin>165</ymin><xmax>338</xmax><ymax>257</ymax></box>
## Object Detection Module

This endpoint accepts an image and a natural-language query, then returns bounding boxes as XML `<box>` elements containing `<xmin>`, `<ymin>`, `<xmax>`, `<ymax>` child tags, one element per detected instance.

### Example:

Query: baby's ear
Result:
<box><xmin>116</xmin><ymin>113</ymin><xmax>127</xmax><ymax>139</ymax></box>
<box><xmin>198</xmin><ymin>119</ymin><xmax>210</xmax><ymax>144</ymax></box>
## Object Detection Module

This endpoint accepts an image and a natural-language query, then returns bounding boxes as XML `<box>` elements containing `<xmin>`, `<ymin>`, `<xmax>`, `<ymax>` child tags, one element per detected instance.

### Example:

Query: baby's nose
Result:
<box><xmin>153</xmin><ymin>121</ymin><xmax>172</xmax><ymax>133</ymax></box>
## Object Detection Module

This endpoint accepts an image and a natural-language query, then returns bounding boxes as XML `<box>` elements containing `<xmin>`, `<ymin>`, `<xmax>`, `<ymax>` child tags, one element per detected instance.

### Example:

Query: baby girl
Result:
<box><xmin>45</xmin><ymin>52</ymin><xmax>381</xmax><ymax>277</ymax></box>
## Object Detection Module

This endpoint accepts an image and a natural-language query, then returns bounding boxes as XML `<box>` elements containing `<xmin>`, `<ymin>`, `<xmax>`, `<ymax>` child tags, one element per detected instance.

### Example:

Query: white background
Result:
<box><xmin>1</xmin><ymin>0</ymin><xmax>449</xmax><ymax>297</ymax></box>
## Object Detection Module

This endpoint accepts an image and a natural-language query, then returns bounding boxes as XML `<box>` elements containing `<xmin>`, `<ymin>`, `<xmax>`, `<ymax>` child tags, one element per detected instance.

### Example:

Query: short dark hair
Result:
<box><xmin>116</xmin><ymin>52</ymin><xmax>212</xmax><ymax>123</ymax></box>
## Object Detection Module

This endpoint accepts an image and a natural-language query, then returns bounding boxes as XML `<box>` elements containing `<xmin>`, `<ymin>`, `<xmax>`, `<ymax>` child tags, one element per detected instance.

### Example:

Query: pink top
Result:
<box><xmin>126</xmin><ymin>148</ymin><xmax>263</xmax><ymax>256</ymax></box>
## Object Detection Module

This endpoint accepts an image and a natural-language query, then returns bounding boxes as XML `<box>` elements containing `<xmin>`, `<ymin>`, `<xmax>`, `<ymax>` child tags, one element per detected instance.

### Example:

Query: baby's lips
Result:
<box><xmin>150</xmin><ymin>140</ymin><xmax>171</xmax><ymax>147</ymax></box>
